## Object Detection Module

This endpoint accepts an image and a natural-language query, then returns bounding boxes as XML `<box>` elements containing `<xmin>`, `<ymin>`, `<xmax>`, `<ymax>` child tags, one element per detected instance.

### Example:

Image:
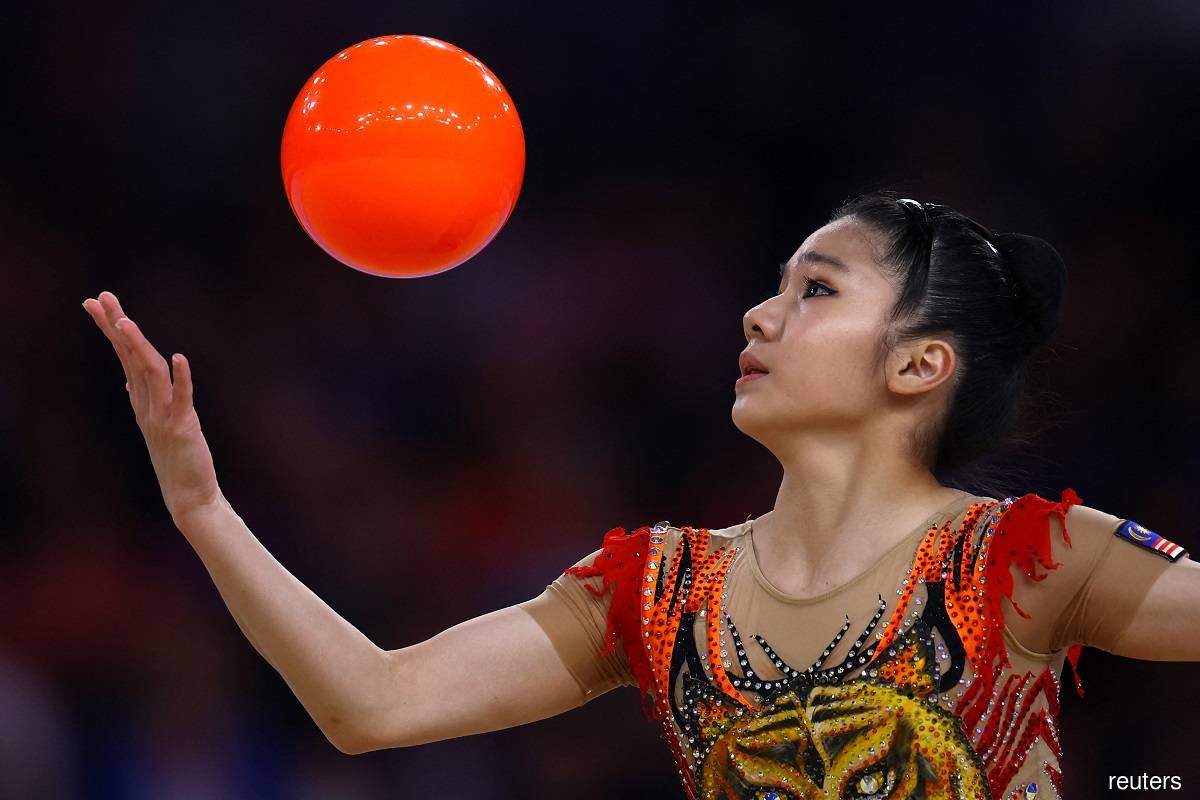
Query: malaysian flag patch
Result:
<box><xmin>1114</xmin><ymin>519</ymin><xmax>1189</xmax><ymax>562</ymax></box>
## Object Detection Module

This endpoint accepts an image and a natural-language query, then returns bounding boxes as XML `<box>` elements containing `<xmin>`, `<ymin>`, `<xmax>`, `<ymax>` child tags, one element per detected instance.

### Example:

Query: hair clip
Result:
<box><xmin>961</xmin><ymin>216</ymin><xmax>1002</xmax><ymax>258</ymax></box>
<box><xmin>897</xmin><ymin>198</ymin><xmax>931</xmax><ymax>223</ymax></box>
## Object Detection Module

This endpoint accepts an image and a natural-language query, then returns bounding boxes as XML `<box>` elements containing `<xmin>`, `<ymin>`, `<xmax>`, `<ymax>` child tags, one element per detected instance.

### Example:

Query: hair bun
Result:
<box><xmin>993</xmin><ymin>232</ymin><xmax>1068</xmax><ymax>355</ymax></box>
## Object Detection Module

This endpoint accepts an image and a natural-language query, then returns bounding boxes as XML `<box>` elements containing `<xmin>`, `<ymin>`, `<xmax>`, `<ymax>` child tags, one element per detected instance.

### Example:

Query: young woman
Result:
<box><xmin>82</xmin><ymin>189</ymin><xmax>1199</xmax><ymax>799</ymax></box>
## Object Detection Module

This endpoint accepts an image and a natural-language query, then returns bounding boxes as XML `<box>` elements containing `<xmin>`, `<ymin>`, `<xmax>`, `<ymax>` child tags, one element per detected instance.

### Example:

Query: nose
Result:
<box><xmin>742</xmin><ymin>297</ymin><xmax>773</xmax><ymax>343</ymax></box>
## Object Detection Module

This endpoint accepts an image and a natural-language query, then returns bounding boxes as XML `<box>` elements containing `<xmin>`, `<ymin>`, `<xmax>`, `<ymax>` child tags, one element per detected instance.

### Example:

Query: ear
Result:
<box><xmin>887</xmin><ymin>338</ymin><xmax>956</xmax><ymax>397</ymax></box>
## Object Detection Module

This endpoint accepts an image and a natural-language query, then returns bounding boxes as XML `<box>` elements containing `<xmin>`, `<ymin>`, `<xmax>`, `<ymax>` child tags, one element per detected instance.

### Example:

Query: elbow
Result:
<box><xmin>326</xmin><ymin>727</ymin><xmax>363</xmax><ymax>756</ymax></box>
<box><xmin>331</xmin><ymin>735</ymin><xmax>365</xmax><ymax>756</ymax></box>
<box><xmin>329</xmin><ymin>725</ymin><xmax>407</xmax><ymax>755</ymax></box>
<box><xmin>323</xmin><ymin>704</ymin><xmax>409</xmax><ymax>755</ymax></box>
<box><xmin>328</xmin><ymin>727</ymin><xmax>380</xmax><ymax>756</ymax></box>
<box><xmin>329</xmin><ymin>648</ymin><xmax>419</xmax><ymax>754</ymax></box>
<box><xmin>323</xmin><ymin>712</ymin><xmax>376</xmax><ymax>756</ymax></box>
<box><xmin>326</xmin><ymin>712</ymin><xmax>426</xmax><ymax>754</ymax></box>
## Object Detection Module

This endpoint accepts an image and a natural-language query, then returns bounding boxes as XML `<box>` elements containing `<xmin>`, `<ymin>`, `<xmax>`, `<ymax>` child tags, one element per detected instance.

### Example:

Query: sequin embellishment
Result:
<box><xmin>565</xmin><ymin>489</ymin><xmax>1087</xmax><ymax>799</ymax></box>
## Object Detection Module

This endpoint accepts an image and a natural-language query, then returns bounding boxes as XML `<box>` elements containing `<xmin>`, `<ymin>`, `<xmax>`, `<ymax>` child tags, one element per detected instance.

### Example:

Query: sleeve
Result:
<box><xmin>1051</xmin><ymin>516</ymin><xmax>1187</xmax><ymax>652</ymax></box>
<box><xmin>516</xmin><ymin>545</ymin><xmax>636</xmax><ymax>700</ymax></box>
<box><xmin>997</xmin><ymin>491</ymin><xmax>1185</xmax><ymax>657</ymax></box>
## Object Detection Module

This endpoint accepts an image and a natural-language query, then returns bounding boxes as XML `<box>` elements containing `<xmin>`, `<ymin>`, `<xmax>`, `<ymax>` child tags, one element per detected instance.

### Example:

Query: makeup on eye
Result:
<box><xmin>800</xmin><ymin>276</ymin><xmax>834</xmax><ymax>298</ymax></box>
<box><xmin>774</xmin><ymin>268</ymin><xmax>835</xmax><ymax>299</ymax></box>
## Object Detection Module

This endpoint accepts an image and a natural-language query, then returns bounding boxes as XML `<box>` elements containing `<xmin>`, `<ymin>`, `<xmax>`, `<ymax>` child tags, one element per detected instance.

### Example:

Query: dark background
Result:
<box><xmin>3</xmin><ymin>1</ymin><xmax>1199</xmax><ymax>797</ymax></box>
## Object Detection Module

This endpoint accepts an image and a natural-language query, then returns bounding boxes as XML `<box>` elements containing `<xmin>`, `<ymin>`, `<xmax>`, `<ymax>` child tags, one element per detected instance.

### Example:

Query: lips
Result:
<box><xmin>739</xmin><ymin>351</ymin><xmax>769</xmax><ymax>377</ymax></box>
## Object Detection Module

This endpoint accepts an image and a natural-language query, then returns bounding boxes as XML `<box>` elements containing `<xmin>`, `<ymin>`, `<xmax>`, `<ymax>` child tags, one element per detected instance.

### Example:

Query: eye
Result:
<box><xmin>801</xmin><ymin>276</ymin><xmax>834</xmax><ymax>298</ymax></box>
<box><xmin>851</xmin><ymin>765</ymin><xmax>896</xmax><ymax>798</ymax></box>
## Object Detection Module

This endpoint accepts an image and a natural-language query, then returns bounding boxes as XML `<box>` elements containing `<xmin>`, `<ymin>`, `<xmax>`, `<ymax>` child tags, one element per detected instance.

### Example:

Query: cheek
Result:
<box><xmin>761</xmin><ymin>335</ymin><xmax>880</xmax><ymax>416</ymax></box>
<box><xmin>785</xmin><ymin>322</ymin><xmax>881</xmax><ymax>386</ymax></box>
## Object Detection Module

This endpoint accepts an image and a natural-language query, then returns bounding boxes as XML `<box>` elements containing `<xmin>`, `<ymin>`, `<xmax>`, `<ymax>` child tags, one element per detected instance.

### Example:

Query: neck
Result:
<box><xmin>750</xmin><ymin>435</ymin><xmax>967</xmax><ymax>590</ymax></box>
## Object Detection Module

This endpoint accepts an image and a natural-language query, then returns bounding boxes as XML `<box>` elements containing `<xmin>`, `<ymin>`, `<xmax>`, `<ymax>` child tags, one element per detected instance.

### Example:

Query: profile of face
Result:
<box><xmin>732</xmin><ymin>217</ymin><xmax>956</xmax><ymax>459</ymax></box>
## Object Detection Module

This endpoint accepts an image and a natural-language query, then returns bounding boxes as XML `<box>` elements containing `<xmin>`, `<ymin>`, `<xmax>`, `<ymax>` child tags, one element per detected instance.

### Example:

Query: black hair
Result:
<box><xmin>827</xmin><ymin>188</ymin><xmax>1069</xmax><ymax>500</ymax></box>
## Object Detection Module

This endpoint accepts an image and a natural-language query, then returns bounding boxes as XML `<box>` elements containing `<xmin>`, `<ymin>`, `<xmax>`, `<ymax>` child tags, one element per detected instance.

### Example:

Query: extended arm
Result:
<box><xmin>1051</xmin><ymin>503</ymin><xmax>1200</xmax><ymax>662</ymax></box>
<box><xmin>83</xmin><ymin>291</ymin><xmax>594</xmax><ymax>754</ymax></box>
<box><xmin>175</xmin><ymin>499</ymin><xmax>393</xmax><ymax>752</ymax></box>
<box><xmin>176</xmin><ymin>500</ymin><xmax>590</xmax><ymax>754</ymax></box>
<box><xmin>1103</xmin><ymin>554</ymin><xmax>1200</xmax><ymax>661</ymax></box>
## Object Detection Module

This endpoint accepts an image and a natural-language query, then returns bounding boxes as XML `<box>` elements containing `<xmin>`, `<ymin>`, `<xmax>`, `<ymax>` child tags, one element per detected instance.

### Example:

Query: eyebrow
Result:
<box><xmin>779</xmin><ymin>251</ymin><xmax>852</xmax><ymax>279</ymax></box>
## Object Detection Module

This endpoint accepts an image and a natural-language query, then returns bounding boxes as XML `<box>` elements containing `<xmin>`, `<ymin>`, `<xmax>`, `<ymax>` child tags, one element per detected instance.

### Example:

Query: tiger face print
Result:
<box><xmin>699</xmin><ymin>680</ymin><xmax>987</xmax><ymax>799</ymax></box>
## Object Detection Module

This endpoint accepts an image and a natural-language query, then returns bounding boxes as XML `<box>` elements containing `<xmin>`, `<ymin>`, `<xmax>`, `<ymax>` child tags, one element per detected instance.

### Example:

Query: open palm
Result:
<box><xmin>82</xmin><ymin>291</ymin><xmax>223</xmax><ymax>520</ymax></box>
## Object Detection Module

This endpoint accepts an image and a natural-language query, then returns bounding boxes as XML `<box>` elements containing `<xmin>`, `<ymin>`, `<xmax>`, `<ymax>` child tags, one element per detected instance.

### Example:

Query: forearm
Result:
<box><xmin>173</xmin><ymin>495</ymin><xmax>391</xmax><ymax>750</ymax></box>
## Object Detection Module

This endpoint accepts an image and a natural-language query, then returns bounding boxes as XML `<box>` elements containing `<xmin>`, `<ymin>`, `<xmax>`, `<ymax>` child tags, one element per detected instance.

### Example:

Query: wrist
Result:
<box><xmin>171</xmin><ymin>492</ymin><xmax>232</xmax><ymax>531</ymax></box>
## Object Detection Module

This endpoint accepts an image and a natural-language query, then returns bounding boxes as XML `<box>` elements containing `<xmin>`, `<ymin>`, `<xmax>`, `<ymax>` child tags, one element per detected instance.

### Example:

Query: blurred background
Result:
<box><xmin>4</xmin><ymin>0</ymin><xmax>1200</xmax><ymax>797</ymax></box>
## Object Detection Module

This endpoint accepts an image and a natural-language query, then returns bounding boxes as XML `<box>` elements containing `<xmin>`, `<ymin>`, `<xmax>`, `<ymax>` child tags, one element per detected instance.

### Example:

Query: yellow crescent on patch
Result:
<box><xmin>1126</xmin><ymin>522</ymin><xmax>1153</xmax><ymax>541</ymax></box>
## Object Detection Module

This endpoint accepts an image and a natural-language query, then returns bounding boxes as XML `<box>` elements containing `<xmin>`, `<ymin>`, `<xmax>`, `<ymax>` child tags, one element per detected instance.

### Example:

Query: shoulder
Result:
<box><xmin>647</xmin><ymin>519</ymin><xmax>750</xmax><ymax>553</ymax></box>
<box><xmin>1057</xmin><ymin>502</ymin><xmax>1124</xmax><ymax>547</ymax></box>
<box><xmin>1000</xmin><ymin>489</ymin><xmax>1190</xmax><ymax>564</ymax></box>
<box><xmin>638</xmin><ymin>515</ymin><xmax>748</xmax><ymax>566</ymax></box>
<box><xmin>927</xmin><ymin>489</ymin><xmax>1114</xmax><ymax>618</ymax></box>
<box><xmin>988</xmin><ymin>488</ymin><xmax>1126</xmax><ymax>566</ymax></box>
<box><xmin>976</xmin><ymin>488</ymin><xmax>1141</xmax><ymax>628</ymax></box>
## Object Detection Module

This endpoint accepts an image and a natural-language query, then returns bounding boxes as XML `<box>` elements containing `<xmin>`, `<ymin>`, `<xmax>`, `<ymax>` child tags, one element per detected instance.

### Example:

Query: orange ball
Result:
<box><xmin>281</xmin><ymin>35</ymin><xmax>525</xmax><ymax>278</ymax></box>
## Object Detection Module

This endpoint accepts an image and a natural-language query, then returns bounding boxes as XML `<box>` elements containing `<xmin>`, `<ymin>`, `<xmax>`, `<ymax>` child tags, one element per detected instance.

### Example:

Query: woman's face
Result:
<box><xmin>732</xmin><ymin>217</ymin><xmax>910</xmax><ymax>450</ymax></box>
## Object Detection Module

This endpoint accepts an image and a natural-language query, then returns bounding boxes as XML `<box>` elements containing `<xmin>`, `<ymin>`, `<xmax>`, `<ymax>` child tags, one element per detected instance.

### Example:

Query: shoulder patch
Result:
<box><xmin>1113</xmin><ymin>519</ymin><xmax>1188</xmax><ymax>562</ymax></box>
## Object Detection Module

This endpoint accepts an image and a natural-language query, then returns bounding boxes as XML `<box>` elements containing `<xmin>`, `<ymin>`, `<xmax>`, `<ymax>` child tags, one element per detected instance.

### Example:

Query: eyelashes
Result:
<box><xmin>801</xmin><ymin>277</ymin><xmax>834</xmax><ymax>298</ymax></box>
<box><xmin>771</xmin><ymin>276</ymin><xmax>835</xmax><ymax>300</ymax></box>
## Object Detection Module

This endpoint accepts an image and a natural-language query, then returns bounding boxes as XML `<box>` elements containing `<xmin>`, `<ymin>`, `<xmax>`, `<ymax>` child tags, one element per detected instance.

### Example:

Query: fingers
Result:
<box><xmin>83</xmin><ymin>292</ymin><xmax>173</xmax><ymax>415</ymax></box>
<box><xmin>96</xmin><ymin>291</ymin><xmax>132</xmax><ymax>346</ymax></box>
<box><xmin>97</xmin><ymin>293</ymin><xmax>148</xmax><ymax>406</ymax></box>
<box><xmin>82</xmin><ymin>295</ymin><xmax>137</xmax><ymax>386</ymax></box>
<box><xmin>115</xmin><ymin>317</ymin><xmax>173</xmax><ymax>412</ymax></box>
<box><xmin>171</xmin><ymin>353</ymin><xmax>193</xmax><ymax>417</ymax></box>
<box><xmin>100</xmin><ymin>290</ymin><xmax>126</xmax><ymax>318</ymax></box>
<box><xmin>110</xmin><ymin>317</ymin><xmax>148</xmax><ymax>410</ymax></box>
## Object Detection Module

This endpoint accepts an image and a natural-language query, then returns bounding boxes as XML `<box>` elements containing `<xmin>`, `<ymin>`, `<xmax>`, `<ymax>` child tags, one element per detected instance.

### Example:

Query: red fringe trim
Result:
<box><xmin>1066</xmin><ymin>642</ymin><xmax>1085</xmax><ymax>698</ymax></box>
<box><xmin>987</xmin><ymin>488</ymin><xmax>1086</xmax><ymax>699</ymax></box>
<box><xmin>564</xmin><ymin>525</ymin><xmax>704</xmax><ymax>796</ymax></box>
<box><xmin>563</xmin><ymin>525</ymin><xmax>659</xmax><ymax>717</ymax></box>
<box><xmin>1045</xmin><ymin>761</ymin><xmax>1064</xmax><ymax>795</ymax></box>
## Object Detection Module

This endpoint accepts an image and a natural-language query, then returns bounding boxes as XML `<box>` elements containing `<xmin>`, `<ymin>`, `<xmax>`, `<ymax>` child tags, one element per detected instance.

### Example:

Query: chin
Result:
<box><xmin>731</xmin><ymin>401</ymin><xmax>774</xmax><ymax>440</ymax></box>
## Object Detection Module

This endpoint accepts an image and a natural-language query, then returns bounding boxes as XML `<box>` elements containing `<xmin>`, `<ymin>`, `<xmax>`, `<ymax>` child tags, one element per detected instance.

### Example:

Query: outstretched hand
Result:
<box><xmin>82</xmin><ymin>291</ymin><xmax>223</xmax><ymax>521</ymax></box>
